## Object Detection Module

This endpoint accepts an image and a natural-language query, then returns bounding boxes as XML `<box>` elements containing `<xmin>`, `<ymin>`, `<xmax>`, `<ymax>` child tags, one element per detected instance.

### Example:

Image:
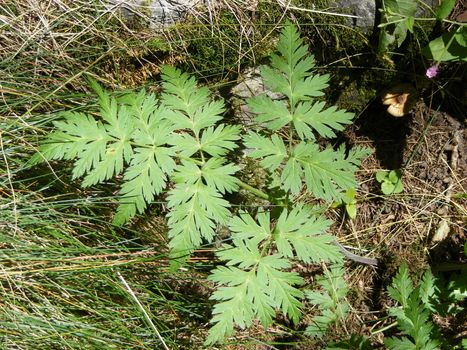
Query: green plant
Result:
<box><xmin>33</xmin><ymin>23</ymin><xmax>371</xmax><ymax>344</ymax></box>
<box><xmin>378</xmin><ymin>0</ymin><xmax>466</xmax><ymax>62</ymax></box>
<box><xmin>333</xmin><ymin>188</ymin><xmax>358</xmax><ymax>219</ymax></box>
<box><xmin>385</xmin><ymin>264</ymin><xmax>442</xmax><ymax>350</ymax></box>
<box><xmin>433</xmin><ymin>271</ymin><xmax>466</xmax><ymax>317</ymax></box>
<box><xmin>305</xmin><ymin>263</ymin><xmax>350</xmax><ymax>338</ymax></box>
<box><xmin>376</xmin><ymin>169</ymin><xmax>404</xmax><ymax>195</ymax></box>
<box><xmin>326</xmin><ymin>334</ymin><xmax>373</xmax><ymax>350</ymax></box>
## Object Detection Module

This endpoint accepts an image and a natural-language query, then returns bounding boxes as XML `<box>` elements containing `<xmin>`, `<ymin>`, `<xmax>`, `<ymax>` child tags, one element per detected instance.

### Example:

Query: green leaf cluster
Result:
<box><xmin>34</xmin><ymin>22</ymin><xmax>371</xmax><ymax>345</ymax></box>
<box><xmin>332</xmin><ymin>188</ymin><xmax>358</xmax><ymax>220</ymax></box>
<box><xmin>34</xmin><ymin>67</ymin><xmax>241</xmax><ymax>264</ymax></box>
<box><xmin>376</xmin><ymin>169</ymin><xmax>404</xmax><ymax>195</ymax></box>
<box><xmin>422</xmin><ymin>26</ymin><xmax>467</xmax><ymax>62</ymax></box>
<box><xmin>378</xmin><ymin>0</ymin><xmax>417</xmax><ymax>52</ymax></box>
<box><xmin>378</xmin><ymin>0</ymin><xmax>466</xmax><ymax>62</ymax></box>
<box><xmin>305</xmin><ymin>264</ymin><xmax>350</xmax><ymax>338</ymax></box>
<box><xmin>206</xmin><ymin>206</ymin><xmax>342</xmax><ymax>345</ymax></box>
<box><xmin>385</xmin><ymin>264</ymin><xmax>441</xmax><ymax>350</ymax></box>
<box><xmin>206</xmin><ymin>22</ymin><xmax>370</xmax><ymax>344</ymax></box>
<box><xmin>160</xmin><ymin>67</ymin><xmax>241</xmax><ymax>264</ymax></box>
<box><xmin>244</xmin><ymin>23</ymin><xmax>370</xmax><ymax>202</ymax></box>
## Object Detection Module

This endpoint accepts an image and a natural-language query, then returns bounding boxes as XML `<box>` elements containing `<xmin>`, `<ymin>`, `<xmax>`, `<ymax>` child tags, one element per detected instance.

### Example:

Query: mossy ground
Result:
<box><xmin>1</xmin><ymin>0</ymin><xmax>465</xmax><ymax>349</ymax></box>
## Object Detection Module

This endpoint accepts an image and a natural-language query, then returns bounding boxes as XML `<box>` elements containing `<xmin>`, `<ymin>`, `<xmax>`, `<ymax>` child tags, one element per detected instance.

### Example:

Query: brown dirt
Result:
<box><xmin>324</xmin><ymin>90</ymin><xmax>467</xmax><ymax>348</ymax></box>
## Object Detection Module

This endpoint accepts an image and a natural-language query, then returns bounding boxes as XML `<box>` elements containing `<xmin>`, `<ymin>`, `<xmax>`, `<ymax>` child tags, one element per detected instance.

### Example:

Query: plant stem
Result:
<box><xmin>371</xmin><ymin>321</ymin><xmax>398</xmax><ymax>335</ymax></box>
<box><xmin>237</xmin><ymin>180</ymin><xmax>270</xmax><ymax>201</ymax></box>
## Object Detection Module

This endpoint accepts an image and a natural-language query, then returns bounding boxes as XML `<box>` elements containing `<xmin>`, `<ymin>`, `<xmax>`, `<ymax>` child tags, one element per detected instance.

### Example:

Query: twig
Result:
<box><xmin>333</xmin><ymin>241</ymin><xmax>379</xmax><ymax>266</ymax></box>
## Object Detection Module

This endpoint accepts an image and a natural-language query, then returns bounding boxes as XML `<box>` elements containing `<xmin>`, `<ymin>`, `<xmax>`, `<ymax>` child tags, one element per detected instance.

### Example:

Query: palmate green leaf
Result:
<box><xmin>247</xmin><ymin>95</ymin><xmax>292</xmax><ymax>131</ymax></box>
<box><xmin>282</xmin><ymin>142</ymin><xmax>366</xmax><ymax>201</ymax></box>
<box><xmin>228</xmin><ymin>210</ymin><xmax>271</xmax><ymax>241</ymax></box>
<box><xmin>207</xmin><ymin>211</ymin><xmax>311</xmax><ymax>344</ymax></box>
<box><xmin>161</xmin><ymin>66</ymin><xmax>225</xmax><ymax>135</ymax></box>
<box><xmin>248</xmin><ymin>276</ymin><xmax>277</xmax><ymax>327</ymax></box>
<box><xmin>246</xmin><ymin>133</ymin><xmax>370</xmax><ymax>201</ymax></box>
<box><xmin>121</xmin><ymin>89</ymin><xmax>160</xmax><ymax>125</ymax></box>
<box><xmin>32</xmin><ymin>115</ymin><xmax>103</xmax><ymax>166</ymax></box>
<box><xmin>216</xmin><ymin>241</ymin><xmax>261</xmax><ymax>269</ymax></box>
<box><xmin>35</xmin><ymin>81</ymin><xmax>181</xmax><ymax>226</ymax></box>
<box><xmin>207</xmin><ymin>235</ymin><xmax>304</xmax><ymax>345</ymax></box>
<box><xmin>305</xmin><ymin>264</ymin><xmax>350</xmax><ymax>338</ymax></box>
<box><xmin>29</xmin><ymin>131</ymin><xmax>78</xmax><ymax>166</ymax></box>
<box><xmin>44</xmin><ymin>95</ymin><xmax>135</xmax><ymax>188</ymax></box>
<box><xmin>257</xmin><ymin>259</ymin><xmax>304</xmax><ymax>323</ymax></box>
<box><xmin>111</xmin><ymin>101</ymin><xmax>177</xmax><ymax>224</ymax></box>
<box><xmin>167</xmin><ymin>181</ymin><xmax>231</xmax><ymax>235</ymax></box>
<box><xmin>388</xmin><ymin>263</ymin><xmax>413</xmax><ymax>307</ymax></box>
<box><xmin>205</xmin><ymin>277</ymin><xmax>256</xmax><ymax>345</ymax></box>
<box><xmin>209</xmin><ymin>266</ymin><xmax>253</xmax><ymax>287</ymax></box>
<box><xmin>169</xmin><ymin>133</ymin><xmax>199</xmax><ymax>157</ymax></box>
<box><xmin>167</xmin><ymin>179</ymin><xmax>232</xmax><ymax>263</ymax></box>
<box><xmin>273</xmin><ymin>204</ymin><xmax>341</xmax><ymax>263</ymax></box>
<box><xmin>201</xmin><ymin>158</ymin><xmax>240</xmax><ymax>194</ymax></box>
<box><xmin>243</xmin><ymin>132</ymin><xmax>287</xmax><ymax>172</ymax></box>
<box><xmin>171</xmin><ymin>159</ymin><xmax>239</xmax><ymax>194</ymax></box>
<box><xmin>170</xmin><ymin>160</ymin><xmax>202</xmax><ymax>185</ymax></box>
<box><xmin>292</xmin><ymin>101</ymin><xmax>354</xmax><ymax>140</ymax></box>
<box><xmin>199</xmin><ymin>124</ymin><xmax>241</xmax><ymax>157</ymax></box>
<box><xmin>168</xmin><ymin>124</ymin><xmax>241</xmax><ymax>158</ymax></box>
<box><xmin>113</xmin><ymin>145</ymin><xmax>176</xmax><ymax>225</ymax></box>
<box><xmin>161</xmin><ymin>65</ymin><xmax>211</xmax><ymax>115</ymax></box>
<box><xmin>82</xmin><ymin>105</ymin><xmax>135</xmax><ymax>187</ymax></box>
<box><xmin>260</xmin><ymin>22</ymin><xmax>328</xmax><ymax>106</ymax></box>
<box><xmin>37</xmin><ymin>113</ymin><xmax>111</xmax><ymax>178</ymax></box>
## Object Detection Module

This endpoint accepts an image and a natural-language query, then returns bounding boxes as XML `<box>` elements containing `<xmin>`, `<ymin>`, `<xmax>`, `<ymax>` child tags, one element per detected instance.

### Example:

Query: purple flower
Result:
<box><xmin>426</xmin><ymin>65</ymin><xmax>439</xmax><ymax>79</ymax></box>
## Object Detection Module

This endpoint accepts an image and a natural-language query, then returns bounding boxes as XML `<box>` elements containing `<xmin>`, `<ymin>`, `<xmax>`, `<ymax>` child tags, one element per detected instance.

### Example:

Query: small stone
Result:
<box><xmin>432</xmin><ymin>219</ymin><xmax>450</xmax><ymax>242</ymax></box>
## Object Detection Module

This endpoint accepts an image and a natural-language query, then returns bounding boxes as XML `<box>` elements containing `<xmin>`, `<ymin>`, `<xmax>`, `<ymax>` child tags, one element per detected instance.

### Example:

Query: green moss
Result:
<box><xmin>167</xmin><ymin>3</ymin><xmax>285</xmax><ymax>81</ymax></box>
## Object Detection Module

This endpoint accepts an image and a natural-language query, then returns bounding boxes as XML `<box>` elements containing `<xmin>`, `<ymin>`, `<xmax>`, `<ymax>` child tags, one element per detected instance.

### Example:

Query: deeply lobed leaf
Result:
<box><xmin>260</xmin><ymin>23</ymin><xmax>326</xmax><ymax>106</ymax></box>
<box><xmin>281</xmin><ymin>143</ymin><xmax>368</xmax><ymax>201</ymax></box>
<box><xmin>305</xmin><ymin>264</ymin><xmax>350</xmax><ymax>338</ymax></box>
<box><xmin>273</xmin><ymin>204</ymin><xmax>341</xmax><ymax>263</ymax></box>
<box><xmin>161</xmin><ymin>66</ymin><xmax>225</xmax><ymax>135</ymax></box>
<box><xmin>388</xmin><ymin>263</ymin><xmax>414</xmax><ymax>307</ymax></box>
<box><xmin>208</xmin><ymin>239</ymin><xmax>304</xmax><ymax>344</ymax></box>
<box><xmin>243</xmin><ymin>132</ymin><xmax>287</xmax><ymax>172</ymax></box>
<box><xmin>385</xmin><ymin>264</ymin><xmax>441</xmax><ymax>350</ymax></box>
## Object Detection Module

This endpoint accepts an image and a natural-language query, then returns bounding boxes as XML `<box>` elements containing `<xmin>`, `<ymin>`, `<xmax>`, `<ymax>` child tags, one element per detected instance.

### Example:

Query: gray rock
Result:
<box><xmin>108</xmin><ymin>0</ymin><xmax>200</xmax><ymax>27</ymax></box>
<box><xmin>333</xmin><ymin>0</ymin><xmax>376</xmax><ymax>29</ymax></box>
<box><xmin>231</xmin><ymin>68</ymin><xmax>282</xmax><ymax>100</ymax></box>
<box><xmin>230</xmin><ymin>68</ymin><xmax>283</xmax><ymax>128</ymax></box>
<box><xmin>332</xmin><ymin>0</ymin><xmax>439</xmax><ymax>30</ymax></box>
<box><xmin>148</xmin><ymin>0</ymin><xmax>199</xmax><ymax>25</ymax></box>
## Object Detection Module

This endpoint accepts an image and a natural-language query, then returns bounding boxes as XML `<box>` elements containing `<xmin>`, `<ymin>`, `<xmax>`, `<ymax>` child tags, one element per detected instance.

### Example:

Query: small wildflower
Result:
<box><xmin>425</xmin><ymin>65</ymin><xmax>439</xmax><ymax>79</ymax></box>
